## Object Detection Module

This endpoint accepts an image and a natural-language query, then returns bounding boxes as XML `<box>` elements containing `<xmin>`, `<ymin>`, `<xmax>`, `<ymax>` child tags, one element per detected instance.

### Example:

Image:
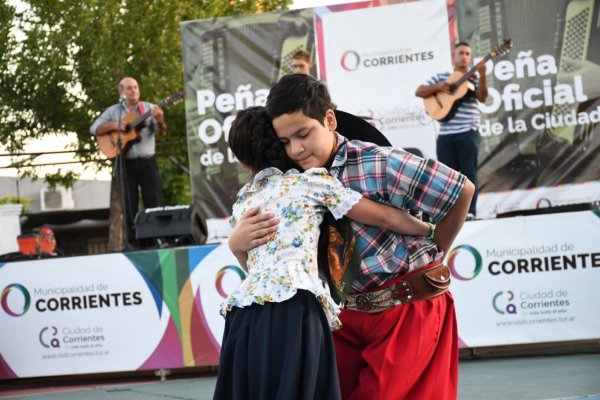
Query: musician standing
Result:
<box><xmin>416</xmin><ymin>42</ymin><xmax>488</xmax><ymax>220</ymax></box>
<box><xmin>90</xmin><ymin>77</ymin><xmax>166</xmax><ymax>248</ymax></box>
<box><xmin>291</xmin><ymin>49</ymin><xmax>314</xmax><ymax>76</ymax></box>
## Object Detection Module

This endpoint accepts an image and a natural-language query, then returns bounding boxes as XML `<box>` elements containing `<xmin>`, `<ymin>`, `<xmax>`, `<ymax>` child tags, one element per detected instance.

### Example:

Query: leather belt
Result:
<box><xmin>344</xmin><ymin>263</ymin><xmax>451</xmax><ymax>313</ymax></box>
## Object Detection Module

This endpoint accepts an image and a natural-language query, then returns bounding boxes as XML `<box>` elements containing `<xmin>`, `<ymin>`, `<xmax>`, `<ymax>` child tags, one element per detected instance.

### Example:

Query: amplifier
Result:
<box><xmin>134</xmin><ymin>205</ymin><xmax>205</xmax><ymax>245</ymax></box>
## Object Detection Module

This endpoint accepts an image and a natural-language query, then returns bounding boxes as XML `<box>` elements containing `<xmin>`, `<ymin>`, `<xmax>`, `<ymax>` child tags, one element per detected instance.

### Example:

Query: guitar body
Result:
<box><xmin>423</xmin><ymin>71</ymin><xmax>475</xmax><ymax>121</ymax></box>
<box><xmin>95</xmin><ymin>91</ymin><xmax>184</xmax><ymax>159</ymax></box>
<box><xmin>96</xmin><ymin>112</ymin><xmax>143</xmax><ymax>159</ymax></box>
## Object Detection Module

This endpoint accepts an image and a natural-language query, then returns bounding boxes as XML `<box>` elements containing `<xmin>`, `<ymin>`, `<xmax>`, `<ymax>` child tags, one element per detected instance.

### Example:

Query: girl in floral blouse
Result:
<box><xmin>213</xmin><ymin>106</ymin><xmax>432</xmax><ymax>400</ymax></box>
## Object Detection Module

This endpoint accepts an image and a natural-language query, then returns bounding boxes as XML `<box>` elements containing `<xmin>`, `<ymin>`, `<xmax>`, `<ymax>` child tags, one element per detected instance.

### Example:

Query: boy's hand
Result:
<box><xmin>228</xmin><ymin>207</ymin><xmax>279</xmax><ymax>253</ymax></box>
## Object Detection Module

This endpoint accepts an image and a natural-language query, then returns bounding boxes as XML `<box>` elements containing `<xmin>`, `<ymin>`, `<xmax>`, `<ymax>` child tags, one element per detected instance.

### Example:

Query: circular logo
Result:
<box><xmin>1</xmin><ymin>283</ymin><xmax>31</xmax><ymax>317</ymax></box>
<box><xmin>214</xmin><ymin>266</ymin><xmax>247</xmax><ymax>298</ymax></box>
<box><xmin>340</xmin><ymin>50</ymin><xmax>361</xmax><ymax>71</ymax></box>
<box><xmin>447</xmin><ymin>245</ymin><xmax>483</xmax><ymax>281</ymax></box>
<box><xmin>535</xmin><ymin>198</ymin><xmax>552</xmax><ymax>208</ymax></box>
<box><xmin>39</xmin><ymin>326</ymin><xmax>60</xmax><ymax>348</ymax></box>
<box><xmin>492</xmin><ymin>290</ymin><xmax>517</xmax><ymax>314</ymax></box>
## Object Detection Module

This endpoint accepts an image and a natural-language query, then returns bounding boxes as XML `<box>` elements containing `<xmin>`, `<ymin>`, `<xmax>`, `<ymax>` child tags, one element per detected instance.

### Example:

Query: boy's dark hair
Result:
<box><xmin>228</xmin><ymin>106</ymin><xmax>292</xmax><ymax>173</ymax></box>
<box><xmin>265</xmin><ymin>74</ymin><xmax>336</xmax><ymax>125</ymax></box>
<box><xmin>454</xmin><ymin>41</ymin><xmax>470</xmax><ymax>49</ymax></box>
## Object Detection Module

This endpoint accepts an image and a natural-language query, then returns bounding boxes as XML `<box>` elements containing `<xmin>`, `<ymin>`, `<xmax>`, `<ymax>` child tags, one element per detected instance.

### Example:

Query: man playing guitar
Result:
<box><xmin>415</xmin><ymin>42</ymin><xmax>488</xmax><ymax>220</ymax></box>
<box><xmin>90</xmin><ymin>77</ymin><xmax>166</xmax><ymax>249</ymax></box>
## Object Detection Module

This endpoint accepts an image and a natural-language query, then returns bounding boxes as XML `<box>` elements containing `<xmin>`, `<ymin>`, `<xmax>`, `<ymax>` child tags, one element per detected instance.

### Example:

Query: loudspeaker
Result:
<box><xmin>134</xmin><ymin>205</ymin><xmax>207</xmax><ymax>247</ymax></box>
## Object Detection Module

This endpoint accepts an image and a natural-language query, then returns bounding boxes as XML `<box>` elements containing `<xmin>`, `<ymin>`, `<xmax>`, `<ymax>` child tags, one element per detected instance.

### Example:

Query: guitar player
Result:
<box><xmin>90</xmin><ymin>77</ymin><xmax>166</xmax><ymax>249</ymax></box>
<box><xmin>415</xmin><ymin>42</ymin><xmax>488</xmax><ymax>220</ymax></box>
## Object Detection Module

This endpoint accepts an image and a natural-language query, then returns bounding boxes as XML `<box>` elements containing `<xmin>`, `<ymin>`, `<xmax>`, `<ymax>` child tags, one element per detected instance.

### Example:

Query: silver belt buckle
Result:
<box><xmin>355</xmin><ymin>293</ymin><xmax>373</xmax><ymax>311</ymax></box>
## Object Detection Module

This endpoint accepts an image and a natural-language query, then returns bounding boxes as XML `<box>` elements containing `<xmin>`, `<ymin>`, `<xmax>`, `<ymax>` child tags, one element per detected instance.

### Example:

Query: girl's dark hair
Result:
<box><xmin>228</xmin><ymin>106</ymin><xmax>293</xmax><ymax>173</ymax></box>
<box><xmin>265</xmin><ymin>74</ymin><xmax>336</xmax><ymax>124</ymax></box>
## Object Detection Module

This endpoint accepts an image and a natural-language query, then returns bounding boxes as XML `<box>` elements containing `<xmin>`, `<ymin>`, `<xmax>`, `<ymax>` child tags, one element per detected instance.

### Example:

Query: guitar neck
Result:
<box><xmin>129</xmin><ymin>109</ymin><xmax>153</xmax><ymax>130</ymax></box>
<box><xmin>452</xmin><ymin>53</ymin><xmax>493</xmax><ymax>88</ymax></box>
<box><xmin>126</xmin><ymin>92</ymin><xmax>182</xmax><ymax>129</ymax></box>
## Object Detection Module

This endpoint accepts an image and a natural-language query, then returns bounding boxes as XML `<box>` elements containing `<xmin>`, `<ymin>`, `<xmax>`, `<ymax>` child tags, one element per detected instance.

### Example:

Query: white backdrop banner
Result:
<box><xmin>3</xmin><ymin>210</ymin><xmax>599</xmax><ymax>379</ymax></box>
<box><xmin>316</xmin><ymin>0</ymin><xmax>452</xmax><ymax>159</ymax></box>
<box><xmin>448</xmin><ymin>210</ymin><xmax>600</xmax><ymax>347</ymax></box>
<box><xmin>0</xmin><ymin>254</ymin><xmax>167</xmax><ymax>378</ymax></box>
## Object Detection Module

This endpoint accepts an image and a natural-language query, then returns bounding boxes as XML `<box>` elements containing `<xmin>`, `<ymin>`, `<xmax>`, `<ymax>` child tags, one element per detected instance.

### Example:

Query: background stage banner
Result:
<box><xmin>314</xmin><ymin>0</ymin><xmax>453</xmax><ymax>159</ymax></box>
<box><xmin>180</xmin><ymin>0</ymin><xmax>599</xmax><ymax>221</ymax></box>
<box><xmin>456</xmin><ymin>0</ymin><xmax>600</xmax><ymax>218</ymax></box>
<box><xmin>181</xmin><ymin>9</ymin><xmax>315</xmax><ymax>219</ymax></box>
<box><xmin>449</xmin><ymin>210</ymin><xmax>600</xmax><ymax>347</ymax></box>
<box><xmin>1</xmin><ymin>212</ymin><xmax>599</xmax><ymax>378</ymax></box>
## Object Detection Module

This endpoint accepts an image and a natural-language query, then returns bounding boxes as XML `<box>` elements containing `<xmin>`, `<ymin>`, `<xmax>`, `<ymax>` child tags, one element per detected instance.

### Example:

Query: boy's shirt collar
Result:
<box><xmin>329</xmin><ymin>132</ymin><xmax>348</xmax><ymax>175</ymax></box>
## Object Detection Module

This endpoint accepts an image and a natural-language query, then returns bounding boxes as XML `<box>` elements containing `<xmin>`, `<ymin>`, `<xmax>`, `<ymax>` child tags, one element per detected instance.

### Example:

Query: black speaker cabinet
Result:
<box><xmin>134</xmin><ymin>205</ymin><xmax>207</xmax><ymax>246</ymax></box>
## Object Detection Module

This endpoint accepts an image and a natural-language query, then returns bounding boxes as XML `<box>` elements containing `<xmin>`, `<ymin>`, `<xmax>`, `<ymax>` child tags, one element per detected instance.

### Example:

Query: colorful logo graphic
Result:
<box><xmin>215</xmin><ymin>265</ymin><xmax>247</xmax><ymax>298</ymax></box>
<box><xmin>492</xmin><ymin>291</ymin><xmax>517</xmax><ymax>314</ymax></box>
<box><xmin>1</xmin><ymin>283</ymin><xmax>31</xmax><ymax>317</ymax></box>
<box><xmin>341</xmin><ymin>50</ymin><xmax>361</xmax><ymax>71</ymax></box>
<box><xmin>447</xmin><ymin>245</ymin><xmax>483</xmax><ymax>281</ymax></box>
<box><xmin>39</xmin><ymin>326</ymin><xmax>60</xmax><ymax>348</ymax></box>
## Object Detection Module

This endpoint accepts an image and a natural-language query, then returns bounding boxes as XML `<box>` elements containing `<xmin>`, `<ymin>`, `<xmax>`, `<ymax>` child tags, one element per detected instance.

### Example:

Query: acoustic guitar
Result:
<box><xmin>97</xmin><ymin>91</ymin><xmax>184</xmax><ymax>159</ymax></box>
<box><xmin>423</xmin><ymin>39</ymin><xmax>512</xmax><ymax>121</ymax></box>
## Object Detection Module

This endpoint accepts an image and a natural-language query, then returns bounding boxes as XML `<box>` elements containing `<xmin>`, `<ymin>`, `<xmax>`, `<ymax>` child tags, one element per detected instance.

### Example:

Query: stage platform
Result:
<box><xmin>0</xmin><ymin>353</ymin><xmax>599</xmax><ymax>399</ymax></box>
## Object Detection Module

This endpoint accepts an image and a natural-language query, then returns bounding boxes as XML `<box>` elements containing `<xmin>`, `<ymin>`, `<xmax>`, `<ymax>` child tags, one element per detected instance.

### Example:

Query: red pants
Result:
<box><xmin>333</xmin><ymin>288</ymin><xmax>458</xmax><ymax>400</ymax></box>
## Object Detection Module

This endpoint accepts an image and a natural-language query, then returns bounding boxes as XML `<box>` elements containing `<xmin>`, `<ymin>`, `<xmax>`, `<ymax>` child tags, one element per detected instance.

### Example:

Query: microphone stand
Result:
<box><xmin>115</xmin><ymin>98</ymin><xmax>133</xmax><ymax>251</ymax></box>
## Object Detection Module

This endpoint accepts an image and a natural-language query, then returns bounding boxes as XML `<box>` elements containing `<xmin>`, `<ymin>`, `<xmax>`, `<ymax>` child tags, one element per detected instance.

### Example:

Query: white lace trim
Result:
<box><xmin>330</xmin><ymin>189</ymin><xmax>362</xmax><ymax>220</ymax></box>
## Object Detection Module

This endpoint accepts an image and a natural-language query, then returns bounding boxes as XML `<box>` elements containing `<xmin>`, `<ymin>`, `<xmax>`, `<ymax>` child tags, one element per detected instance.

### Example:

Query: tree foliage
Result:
<box><xmin>0</xmin><ymin>0</ymin><xmax>291</xmax><ymax>205</ymax></box>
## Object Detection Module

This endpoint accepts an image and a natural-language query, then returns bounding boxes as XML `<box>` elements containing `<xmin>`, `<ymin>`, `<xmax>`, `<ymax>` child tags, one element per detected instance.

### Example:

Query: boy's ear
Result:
<box><xmin>324</xmin><ymin>109</ymin><xmax>337</xmax><ymax>132</ymax></box>
<box><xmin>238</xmin><ymin>161</ymin><xmax>252</xmax><ymax>171</ymax></box>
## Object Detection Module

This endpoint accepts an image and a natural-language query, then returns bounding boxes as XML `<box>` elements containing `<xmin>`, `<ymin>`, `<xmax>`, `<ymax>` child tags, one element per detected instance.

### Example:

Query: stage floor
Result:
<box><xmin>1</xmin><ymin>353</ymin><xmax>599</xmax><ymax>399</ymax></box>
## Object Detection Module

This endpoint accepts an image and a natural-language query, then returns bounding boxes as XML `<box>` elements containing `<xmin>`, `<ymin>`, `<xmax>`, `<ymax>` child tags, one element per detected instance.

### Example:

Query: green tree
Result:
<box><xmin>0</xmin><ymin>0</ymin><xmax>291</xmax><ymax>206</ymax></box>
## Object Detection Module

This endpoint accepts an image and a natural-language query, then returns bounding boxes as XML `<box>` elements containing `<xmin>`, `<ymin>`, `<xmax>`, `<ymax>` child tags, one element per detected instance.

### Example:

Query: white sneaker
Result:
<box><xmin>466</xmin><ymin>213</ymin><xmax>476</xmax><ymax>221</ymax></box>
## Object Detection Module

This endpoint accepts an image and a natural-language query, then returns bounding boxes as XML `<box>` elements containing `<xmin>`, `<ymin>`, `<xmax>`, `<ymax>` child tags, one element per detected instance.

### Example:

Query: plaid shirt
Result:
<box><xmin>329</xmin><ymin>133</ymin><xmax>466</xmax><ymax>292</ymax></box>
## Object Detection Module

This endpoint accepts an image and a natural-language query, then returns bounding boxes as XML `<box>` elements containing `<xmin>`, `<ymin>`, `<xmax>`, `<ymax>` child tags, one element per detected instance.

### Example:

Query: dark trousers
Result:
<box><xmin>213</xmin><ymin>290</ymin><xmax>341</xmax><ymax>400</ymax></box>
<box><xmin>115</xmin><ymin>156</ymin><xmax>164</xmax><ymax>244</ymax></box>
<box><xmin>436</xmin><ymin>129</ymin><xmax>481</xmax><ymax>215</ymax></box>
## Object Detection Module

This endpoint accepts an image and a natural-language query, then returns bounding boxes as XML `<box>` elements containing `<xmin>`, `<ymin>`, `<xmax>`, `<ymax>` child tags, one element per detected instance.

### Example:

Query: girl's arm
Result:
<box><xmin>232</xmin><ymin>250</ymin><xmax>249</xmax><ymax>271</ymax></box>
<box><xmin>345</xmin><ymin>198</ymin><xmax>432</xmax><ymax>237</ymax></box>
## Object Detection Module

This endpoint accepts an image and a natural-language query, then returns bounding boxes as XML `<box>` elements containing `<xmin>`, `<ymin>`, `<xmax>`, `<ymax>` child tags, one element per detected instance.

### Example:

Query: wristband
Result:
<box><xmin>425</xmin><ymin>222</ymin><xmax>436</xmax><ymax>240</ymax></box>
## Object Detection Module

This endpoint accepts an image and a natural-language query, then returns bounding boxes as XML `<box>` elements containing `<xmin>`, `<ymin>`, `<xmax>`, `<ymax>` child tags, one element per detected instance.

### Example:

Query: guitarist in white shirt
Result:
<box><xmin>90</xmin><ymin>77</ymin><xmax>166</xmax><ymax>248</ymax></box>
<box><xmin>416</xmin><ymin>42</ymin><xmax>488</xmax><ymax>220</ymax></box>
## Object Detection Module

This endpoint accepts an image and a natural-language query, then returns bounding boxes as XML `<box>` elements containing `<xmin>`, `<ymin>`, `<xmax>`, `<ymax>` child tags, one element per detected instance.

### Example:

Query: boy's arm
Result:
<box><xmin>345</xmin><ymin>198</ymin><xmax>430</xmax><ymax>236</ymax></box>
<box><xmin>433</xmin><ymin>179</ymin><xmax>475</xmax><ymax>253</ymax></box>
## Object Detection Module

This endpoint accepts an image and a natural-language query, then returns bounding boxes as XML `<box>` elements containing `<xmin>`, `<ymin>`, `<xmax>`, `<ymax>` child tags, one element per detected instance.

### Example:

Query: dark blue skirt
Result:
<box><xmin>213</xmin><ymin>290</ymin><xmax>341</xmax><ymax>400</ymax></box>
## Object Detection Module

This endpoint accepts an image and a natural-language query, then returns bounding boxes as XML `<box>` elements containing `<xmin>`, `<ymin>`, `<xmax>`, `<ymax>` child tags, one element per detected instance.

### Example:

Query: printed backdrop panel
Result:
<box><xmin>2</xmin><ymin>213</ymin><xmax>598</xmax><ymax>378</ymax></box>
<box><xmin>457</xmin><ymin>0</ymin><xmax>600</xmax><ymax>218</ymax></box>
<box><xmin>448</xmin><ymin>210</ymin><xmax>600</xmax><ymax>347</ymax></box>
<box><xmin>316</xmin><ymin>0</ymin><xmax>452</xmax><ymax>159</ymax></box>
<box><xmin>181</xmin><ymin>9</ymin><xmax>315</xmax><ymax>219</ymax></box>
<box><xmin>0</xmin><ymin>247</ymin><xmax>223</xmax><ymax>379</ymax></box>
<box><xmin>0</xmin><ymin>254</ymin><xmax>167</xmax><ymax>378</ymax></box>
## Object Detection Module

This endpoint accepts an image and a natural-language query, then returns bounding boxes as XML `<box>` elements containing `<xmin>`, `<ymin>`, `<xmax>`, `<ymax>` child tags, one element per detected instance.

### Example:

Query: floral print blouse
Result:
<box><xmin>221</xmin><ymin>167</ymin><xmax>362</xmax><ymax>330</ymax></box>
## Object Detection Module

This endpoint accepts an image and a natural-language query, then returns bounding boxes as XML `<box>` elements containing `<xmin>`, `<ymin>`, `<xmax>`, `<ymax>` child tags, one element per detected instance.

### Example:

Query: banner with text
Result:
<box><xmin>315</xmin><ymin>0</ymin><xmax>453</xmax><ymax>159</ymax></box>
<box><xmin>2</xmin><ymin>211</ymin><xmax>599</xmax><ymax>378</ymax></box>
<box><xmin>457</xmin><ymin>0</ymin><xmax>600</xmax><ymax>218</ymax></box>
<box><xmin>181</xmin><ymin>9</ymin><xmax>315</xmax><ymax>218</ymax></box>
<box><xmin>0</xmin><ymin>246</ymin><xmax>243</xmax><ymax>379</ymax></box>
<box><xmin>449</xmin><ymin>210</ymin><xmax>600</xmax><ymax>347</ymax></box>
